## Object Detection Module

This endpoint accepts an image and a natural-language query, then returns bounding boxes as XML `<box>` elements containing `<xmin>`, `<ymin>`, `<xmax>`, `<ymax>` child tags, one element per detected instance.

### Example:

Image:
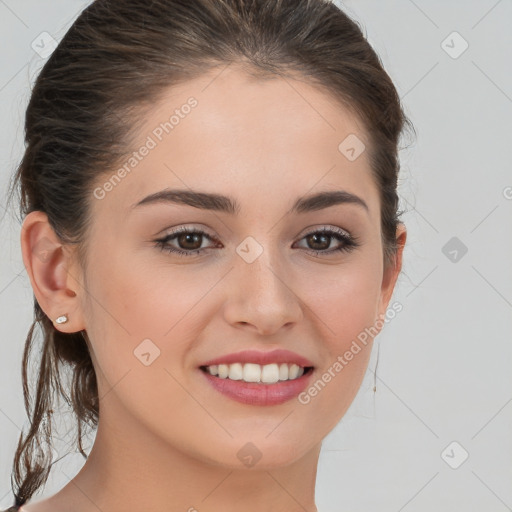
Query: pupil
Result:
<box><xmin>180</xmin><ymin>233</ymin><xmax>201</xmax><ymax>249</ymax></box>
<box><xmin>309</xmin><ymin>233</ymin><xmax>329</xmax><ymax>250</ymax></box>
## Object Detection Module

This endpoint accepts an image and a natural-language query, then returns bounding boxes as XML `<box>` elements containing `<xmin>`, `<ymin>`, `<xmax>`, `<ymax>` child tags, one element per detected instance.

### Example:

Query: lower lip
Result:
<box><xmin>199</xmin><ymin>367</ymin><xmax>314</xmax><ymax>406</ymax></box>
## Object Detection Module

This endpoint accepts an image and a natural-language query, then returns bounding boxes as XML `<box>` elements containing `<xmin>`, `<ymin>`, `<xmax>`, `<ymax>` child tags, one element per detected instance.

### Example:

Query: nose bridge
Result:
<box><xmin>225</xmin><ymin>235</ymin><xmax>302</xmax><ymax>333</ymax></box>
<box><xmin>239</xmin><ymin>240</ymin><xmax>285</xmax><ymax>294</ymax></box>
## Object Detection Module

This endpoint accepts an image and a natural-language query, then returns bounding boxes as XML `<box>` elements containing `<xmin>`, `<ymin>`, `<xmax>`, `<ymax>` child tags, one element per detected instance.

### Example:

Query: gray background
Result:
<box><xmin>1</xmin><ymin>1</ymin><xmax>511</xmax><ymax>511</ymax></box>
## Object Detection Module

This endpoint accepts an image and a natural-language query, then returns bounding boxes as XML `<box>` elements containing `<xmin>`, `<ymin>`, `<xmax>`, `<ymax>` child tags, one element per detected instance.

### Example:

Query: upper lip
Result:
<box><xmin>200</xmin><ymin>349</ymin><xmax>315</xmax><ymax>368</ymax></box>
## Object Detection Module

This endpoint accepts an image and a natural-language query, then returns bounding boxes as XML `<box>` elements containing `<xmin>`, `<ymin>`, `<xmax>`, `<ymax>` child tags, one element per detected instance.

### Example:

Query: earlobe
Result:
<box><xmin>20</xmin><ymin>211</ymin><xmax>85</xmax><ymax>333</ymax></box>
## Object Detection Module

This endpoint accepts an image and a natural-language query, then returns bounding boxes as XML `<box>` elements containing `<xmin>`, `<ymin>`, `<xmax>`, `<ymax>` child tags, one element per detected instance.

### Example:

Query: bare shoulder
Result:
<box><xmin>18</xmin><ymin>498</ymin><xmax>56</xmax><ymax>512</ymax></box>
<box><xmin>17</xmin><ymin>487</ymin><xmax>86</xmax><ymax>512</ymax></box>
<box><xmin>18</xmin><ymin>503</ymin><xmax>44</xmax><ymax>512</ymax></box>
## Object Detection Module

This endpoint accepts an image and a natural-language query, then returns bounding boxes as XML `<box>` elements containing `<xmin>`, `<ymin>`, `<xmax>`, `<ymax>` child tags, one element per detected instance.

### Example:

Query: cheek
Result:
<box><xmin>86</xmin><ymin>253</ymin><xmax>219</xmax><ymax>373</ymax></box>
<box><xmin>82</xmin><ymin>255</ymin><xmax>210</xmax><ymax>421</ymax></box>
<box><xmin>301</xmin><ymin>255</ymin><xmax>383</xmax><ymax>345</ymax></box>
<box><xmin>292</xmin><ymin>258</ymin><xmax>382</xmax><ymax>423</ymax></box>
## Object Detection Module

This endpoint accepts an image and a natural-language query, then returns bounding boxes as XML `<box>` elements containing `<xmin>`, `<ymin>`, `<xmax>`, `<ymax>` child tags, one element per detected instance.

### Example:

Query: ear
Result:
<box><xmin>20</xmin><ymin>210</ymin><xmax>86</xmax><ymax>333</ymax></box>
<box><xmin>377</xmin><ymin>222</ymin><xmax>407</xmax><ymax>318</ymax></box>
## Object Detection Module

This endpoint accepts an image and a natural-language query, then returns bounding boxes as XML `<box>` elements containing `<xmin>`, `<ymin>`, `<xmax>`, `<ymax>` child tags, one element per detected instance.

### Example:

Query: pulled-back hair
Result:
<box><xmin>5</xmin><ymin>0</ymin><xmax>414</xmax><ymax>506</ymax></box>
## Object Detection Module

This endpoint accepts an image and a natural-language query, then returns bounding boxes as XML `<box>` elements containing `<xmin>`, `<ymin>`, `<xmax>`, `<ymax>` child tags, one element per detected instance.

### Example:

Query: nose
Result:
<box><xmin>223</xmin><ymin>248</ymin><xmax>303</xmax><ymax>336</ymax></box>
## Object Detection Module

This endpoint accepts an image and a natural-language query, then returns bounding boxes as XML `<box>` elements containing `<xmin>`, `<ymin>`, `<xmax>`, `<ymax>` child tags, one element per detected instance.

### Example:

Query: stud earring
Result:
<box><xmin>55</xmin><ymin>314</ymin><xmax>69</xmax><ymax>324</ymax></box>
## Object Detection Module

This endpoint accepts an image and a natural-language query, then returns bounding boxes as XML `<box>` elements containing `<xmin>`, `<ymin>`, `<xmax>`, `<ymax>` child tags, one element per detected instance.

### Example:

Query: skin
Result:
<box><xmin>20</xmin><ymin>63</ymin><xmax>406</xmax><ymax>512</ymax></box>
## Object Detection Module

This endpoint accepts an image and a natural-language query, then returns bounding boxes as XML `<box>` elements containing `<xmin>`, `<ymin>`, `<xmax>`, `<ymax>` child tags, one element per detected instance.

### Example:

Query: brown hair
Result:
<box><xmin>5</xmin><ymin>0</ymin><xmax>414</xmax><ymax>506</ymax></box>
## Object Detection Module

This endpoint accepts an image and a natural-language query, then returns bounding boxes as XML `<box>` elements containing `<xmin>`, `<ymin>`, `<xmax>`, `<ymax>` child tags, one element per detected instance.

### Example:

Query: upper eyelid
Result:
<box><xmin>159</xmin><ymin>225</ymin><xmax>354</xmax><ymax>250</ymax></box>
<box><xmin>162</xmin><ymin>225</ymin><xmax>218</xmax><ymax>241</ymax></box>
<box><xmin>160</xmin><ymin>224</ymin><xmax>352</xmax><ymax>240</ymax></box>
<box><xmin>155</xmin><ymin>225</ymin><xmax>360</xmax><ymax>258</ymax></box>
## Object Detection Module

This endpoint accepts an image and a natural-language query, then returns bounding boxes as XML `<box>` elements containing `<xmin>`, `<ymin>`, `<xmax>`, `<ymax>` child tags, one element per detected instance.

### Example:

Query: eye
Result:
<box><xmin>293</xmin><ymin>226</ymin><xmax>360</xmax><ymax>255</ymax></box>
<box><xmin>154</xmin><ymin>226</ymin><xmax>220</xmax><ymax>257</ymax></box>
<box><xmin>154</xmin><ymin>225</ymin><xmax>360</xmax><ymax>258</ymax></box>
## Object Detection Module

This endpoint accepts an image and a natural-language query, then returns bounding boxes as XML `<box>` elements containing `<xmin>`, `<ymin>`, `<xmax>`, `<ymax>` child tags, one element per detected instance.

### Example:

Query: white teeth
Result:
<box><xmin>289</xmin><ymin>364</ymin><xmax>299</xmax><ymax>379</ymax></box>
<box><xmin>228</xmin><ymin>362</ymin><xmax>243</xmax><ymax>380</ymax></box>
<box><xmin>204</xmin><ymin>362</ymin><xmax>308</xmax><ymax>383</ymax></box>
<box><xmin>261</xmin><ymin>363</ymin><xmax>279</xmax><ymax>383</ymax></box>
<box><xmin>243</xmin><ymin>363</ymin><xmax>262</xmax><ymax>382</ymax></box>
<box><xmin>218</xmin><ymin>364</ymin><xmax>229</xmax><ymax>378</ymax></box>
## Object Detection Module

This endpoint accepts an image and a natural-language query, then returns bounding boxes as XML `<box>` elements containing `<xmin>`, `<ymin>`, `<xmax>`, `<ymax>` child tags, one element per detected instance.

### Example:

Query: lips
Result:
<box><xmin>200</xmin><ymin>349</ymin><xmax>315</xmax><ymax>368</ymax></box>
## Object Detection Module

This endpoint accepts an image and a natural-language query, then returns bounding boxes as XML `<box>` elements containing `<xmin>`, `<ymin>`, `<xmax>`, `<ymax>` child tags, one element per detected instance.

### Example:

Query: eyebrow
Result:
<box><xmin>131</xmin><ymin>188</ymin><xmax>369</xmax><ymax>215</ymax></box>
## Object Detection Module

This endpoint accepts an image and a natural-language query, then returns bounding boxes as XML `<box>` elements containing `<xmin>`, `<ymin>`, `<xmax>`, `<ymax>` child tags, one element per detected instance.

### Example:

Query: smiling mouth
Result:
<box><xmin>199</xmin><ymin>363</ymin><xmax>314</xmax><ymax>384</ymax></box>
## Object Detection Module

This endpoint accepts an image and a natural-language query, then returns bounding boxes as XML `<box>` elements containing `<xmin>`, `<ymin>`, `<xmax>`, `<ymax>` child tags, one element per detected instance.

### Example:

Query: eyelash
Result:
<box><xmin>154</xmin><ymin>225</ymin><xmax>360</xmax><ymax>258</ymax></box>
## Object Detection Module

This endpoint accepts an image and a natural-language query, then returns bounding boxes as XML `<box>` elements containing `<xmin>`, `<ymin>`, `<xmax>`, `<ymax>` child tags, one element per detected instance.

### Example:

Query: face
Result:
<box><xmin>26</xmin><ymin>64</ymin><xmax>405</xmax><ymax>469</ymax></box>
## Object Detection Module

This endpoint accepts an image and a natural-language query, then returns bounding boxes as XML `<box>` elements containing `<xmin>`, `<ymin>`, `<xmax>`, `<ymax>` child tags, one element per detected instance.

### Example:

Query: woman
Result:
<box><xmin>4</xmin><ymin>0</ymin><xmax>413</xmax><ymax>510</ymax></box>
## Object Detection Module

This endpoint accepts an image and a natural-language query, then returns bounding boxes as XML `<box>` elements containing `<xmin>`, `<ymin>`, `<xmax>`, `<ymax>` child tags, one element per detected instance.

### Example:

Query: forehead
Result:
<box><xmin>89</xmin><ymin>64</ymin><xmax>379</xmax><ymax>222</ymax></box>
